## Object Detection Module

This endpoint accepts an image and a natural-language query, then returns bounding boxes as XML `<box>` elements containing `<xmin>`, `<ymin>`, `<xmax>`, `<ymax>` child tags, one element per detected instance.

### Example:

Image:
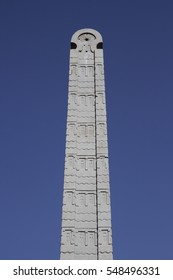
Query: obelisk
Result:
<box><xmin>60</xmin><ymin>29</ymin><xmax>113</xmax><ymax>260</ymax></box>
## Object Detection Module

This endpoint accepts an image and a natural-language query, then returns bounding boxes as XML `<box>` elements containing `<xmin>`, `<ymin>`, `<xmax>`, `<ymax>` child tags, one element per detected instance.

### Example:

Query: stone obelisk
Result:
<box><xmin>60</xmin><ymin>29</ymin><xmax>113</xmax><ymax>260</ymax></box>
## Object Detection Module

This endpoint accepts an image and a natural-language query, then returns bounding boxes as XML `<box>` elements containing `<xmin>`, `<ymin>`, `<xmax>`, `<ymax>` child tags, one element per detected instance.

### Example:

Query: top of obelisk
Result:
<box><xmin>71</xmin><ymin>28</ymin><xmax>103</xmax><ymax>50</ymax></box>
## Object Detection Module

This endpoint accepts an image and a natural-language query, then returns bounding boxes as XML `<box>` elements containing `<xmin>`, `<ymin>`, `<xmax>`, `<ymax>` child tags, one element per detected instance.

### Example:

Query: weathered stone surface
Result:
<box><xmin>60</xmin><ymin>29</ymin><xmax>113</xmax><ymax>259</ymax></box>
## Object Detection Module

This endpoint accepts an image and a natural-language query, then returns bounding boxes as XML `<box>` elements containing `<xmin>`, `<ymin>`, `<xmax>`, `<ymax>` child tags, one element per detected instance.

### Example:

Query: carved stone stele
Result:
<box><xmin>60</xmin><ymin>29</ymin><xmax>113</xmax><ymax>260</ymax></box>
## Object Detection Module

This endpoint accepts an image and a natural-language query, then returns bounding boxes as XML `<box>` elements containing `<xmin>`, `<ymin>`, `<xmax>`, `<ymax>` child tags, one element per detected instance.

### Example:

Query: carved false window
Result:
<box><xmin>87</xmin><ymin>193</ymin><xmax>95</xmax><ymax>206</ymax></box>
<box><xmin>87</xmin><ymin>95</ymin><xmax>94</xmax><ymax>106</ymax></box>
<box><xmin>87</xmin><ymin>125</ymin><xmax>94</xmax><ymax>137</ymax></box>
<box><xmin>68</xmin><ymin>156</ymin><xmax>74</xmax><ymax>169</ymax></box>
<box><xmin>98</xmin><ymin>123</ymin><xmax>105</xmax><ymax>135</ymax></box>
<box><xmin>79</xmin><ymin>95</ymin><xmax>86</xmax><ymax>106</ymax></box>
<box><xmin>88</xmin><ymin>231</ymin><xmax>96</xmax><ymax>245</ymax></box>
<box><xmin>78</xmin><ymin>231</ymin><xmax>86</xmax><ymax>246</ymax></box>
<box><xmin>88</xmin><ymin>158</ymin><xmax>94</xmax><ymax>170</ymax></box>
<box><xmin>99</xmin><ymin>156</ymin><xmax>107</xmax><ymax>169</ymax></box>
<box><xmin>70</xmin><ymin>64</ymin><xmax>77</xmax><ymax>75</ymax></box>
<box><xmin>69</xmin><ymin>93</ymin><xmax>76</xmax><ymax>105</ymax></box>
<box><xmin>78</xmin><ymin>193</ymin><xmax>86</xmax><ymax>206</ymax></box>
<box><xmin>96</xmin><ymin>64</ymin><xmax>103</xmax><ymax>75</ymax></box>
<box><xmin>68</xmin><ymin>123</ymin><xmax>75</xmax><ymax>136</ymax></box>
<box><xmin>79</xmin><ymin>66</ymin><xmax>86</xmax><ymax>77</ymax></box>
<box><xmin>100</xmin><ymin>191</ymin><xmax>107</xmax><ymax>204</ymax></box>
<box><xmin>80</xmin><ymin>158</ymin><xmax>86</xmax><ymax>170</ymax></box>
<box><xmin>97</xmin><ymin>156</ymin><xmax>108</xmax><ymax>170</ymax></box>
<box><xmin>102</xmin><ymin>230</ymin><xmax>109</xmax><ymax>245</ymax></box>
<box><xmin>97</xmin><ymin>93</ymin><xmax>104</xmax><ymax>105</ymax></box>
<box><xmin>80</xmin><ymin>125</ymin><xmax>86</xmax><ymax>137</ymax></box>
<box><xmin>65</xmin><ymin>230</ymin><xmax>73</xmax><ymax>244</ymax></box>
<box><xmin>65</xmin><ymin>191</ymin><xmax>74</xmax><ymax>205</ymax></box>
<box><xmin>87</xmin><ymin>66</ymin><xmax>94</xmax><ymax>77</ymax></box>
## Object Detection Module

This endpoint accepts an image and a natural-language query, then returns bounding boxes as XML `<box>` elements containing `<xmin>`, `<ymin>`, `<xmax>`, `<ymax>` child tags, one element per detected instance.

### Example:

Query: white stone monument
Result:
<box><xmin>60</xmin><ymin>28</ymin><xmax>113</xmax><ymax>259</ymax></box>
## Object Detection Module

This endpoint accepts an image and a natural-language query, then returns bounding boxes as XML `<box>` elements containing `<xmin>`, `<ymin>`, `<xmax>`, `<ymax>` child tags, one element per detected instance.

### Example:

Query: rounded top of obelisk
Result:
<box><xmin>71</xmin><ymin>28</ymin><xmax>103</xmax><ymax>49</ymax></box>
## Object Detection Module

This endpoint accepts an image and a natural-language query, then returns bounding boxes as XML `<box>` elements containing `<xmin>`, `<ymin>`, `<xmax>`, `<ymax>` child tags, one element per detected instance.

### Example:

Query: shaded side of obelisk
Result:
<box><xmin>60</xmin><ymin>29</ymin><xmax>113</xmax><ymax>260</ymax></box>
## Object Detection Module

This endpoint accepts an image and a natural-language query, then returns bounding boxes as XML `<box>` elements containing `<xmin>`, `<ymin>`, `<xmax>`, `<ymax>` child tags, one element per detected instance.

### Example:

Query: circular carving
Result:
<box><xmin>78</xmin><ymin>33</ymin><xmax>96</xmax><ymax>42</ymax></box>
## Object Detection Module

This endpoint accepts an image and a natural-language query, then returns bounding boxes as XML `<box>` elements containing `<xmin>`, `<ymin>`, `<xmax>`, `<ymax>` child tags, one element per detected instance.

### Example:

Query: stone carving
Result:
<box><xmin>79</xmin><ymin>95</ymin><xmax>86</xmax><ymax>106</ymax></box>
<box><xmin>97</xmin><ymin>156</ymin><xmax>108</xmax><ymax>170</ymax></box>
<box><xmin>78</xmin><ymin>65</ymin><xmax>94</xmax><ymax>77</ymax></box>
<box><xmin>97</xmin><ymin>92</ymin><xmax>105</xmax><ymax>105</ymax></box>
<box><xmin>69</xmin><ymin>93</ymin><xmax>77</xmax><ymax>105</ymax></box>
<box><xmin>79</xmin><ymin>125</ymin><xmax>86</xmax><ymax>137</ymax></box>
<box><xmin>76</xmin><ymin>156</ymin><xmax>96</xmax><ymax>172</ymax></box>
<box><xmin>88</xmin><ymin>232</ymin><xmax>95</xmax><ymax>245</ymax></box>
<box><xmin>65</xmin><ymin>230</ymin><xmax>73</xmax><ymax>244</ymax></box>
<box><xmin>67</xmin><ymin>123</ymin><xmax>76</xmax><ymax>136</ymax></box>
<box><xmin>78</xmin><ymin>231</ymin><xmax>86</xmax><ymax>246</ymax></box>
<box><xmin>68</xmin><ymin>156</ymin><xmax>75</xmax><ymax>168</ymax></box>
<box><xmin>78</xmin><ymin>193</ymin><xmax>86</xmax><ymax>206</ymax></box>
<box><xmin>87</xmin><ymin>193</ymin><xmax>95</xmax><ymax>206</ymax></box>
<box><xmin>60</xmin><ymin>29</ymin><xmax>113</xmax><ymax>260</ymax></box>
<box><xmin>78</xmin><ymin>33</ymin><xmax>96</xmax><ymax>42</ymax></box>
<box><xmin>87</xmin><ymin>66</ymin><xmax>94</xmax><ymax>77</ymax></box>
<box><xmin>77</xmin><ymin>95</ymin><xmax>94</xmax><ymax>108</ymax></box>
<box><xmin>88</xmin><ymin>125</ymin><xmax>94</xmax><ymax>137</ymax></box>
<box><xmin>87</xmin><ymin>95</ymin><xmax>94</xmax><ymax>106</ymax></box>
<box><xmin>64</xmin><ymin>191</ymin><xmax>74</xmax><ymax>205</ymax></box>
<box><xmin>100</xmin><ymin>191</ymin><xmax>108</xmax><ymax>204</ymax></box>
<box><xmin>98</xmin><ymin>123</ymin><xmax>106</xmax><ymax>135</ymax></box>
<box><xmin>78</xmin><ymin>124</ymin><xmax>94</xmax><ymax>138</ymax></box>
<box><xmin>79</xmin><ymin>66</ymin><xmax>86</xmax><ymax>77</ymax></box>
<box><xmin>96</xmin><ymin>64</ymin><xmax>103</xmax><ymax>75</ymax></box>
<box><xmin>70</xmin><ymin>64</ymin><xmax>77</xmax><ymax>75</ymax></box>
<box><xmin>88</xmin><ymin>158</ymin><xmax>94</xmax><ymax>170</ymax></box>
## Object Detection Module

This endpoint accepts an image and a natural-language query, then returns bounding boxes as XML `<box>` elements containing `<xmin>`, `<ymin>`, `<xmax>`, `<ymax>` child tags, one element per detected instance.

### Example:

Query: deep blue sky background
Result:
<box><xmin>0</xmin><ymin>0</ymin><xmax>173</xmax><ymax>260</ymax></box>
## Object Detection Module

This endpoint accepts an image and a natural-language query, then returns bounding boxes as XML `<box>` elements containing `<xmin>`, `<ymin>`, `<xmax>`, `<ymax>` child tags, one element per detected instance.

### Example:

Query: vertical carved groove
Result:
<box><xmin>94</xmin><ymin>51</ymin><xmax>99</xmax><ymax>259</ymax></box>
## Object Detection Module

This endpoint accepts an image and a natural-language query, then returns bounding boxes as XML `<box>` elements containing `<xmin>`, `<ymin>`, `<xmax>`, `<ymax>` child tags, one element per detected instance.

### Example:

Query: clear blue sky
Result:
<box><xmin>0</xmin><ymin>0</ymin><xmax>173</xmax><ymax>260</ymax></box>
